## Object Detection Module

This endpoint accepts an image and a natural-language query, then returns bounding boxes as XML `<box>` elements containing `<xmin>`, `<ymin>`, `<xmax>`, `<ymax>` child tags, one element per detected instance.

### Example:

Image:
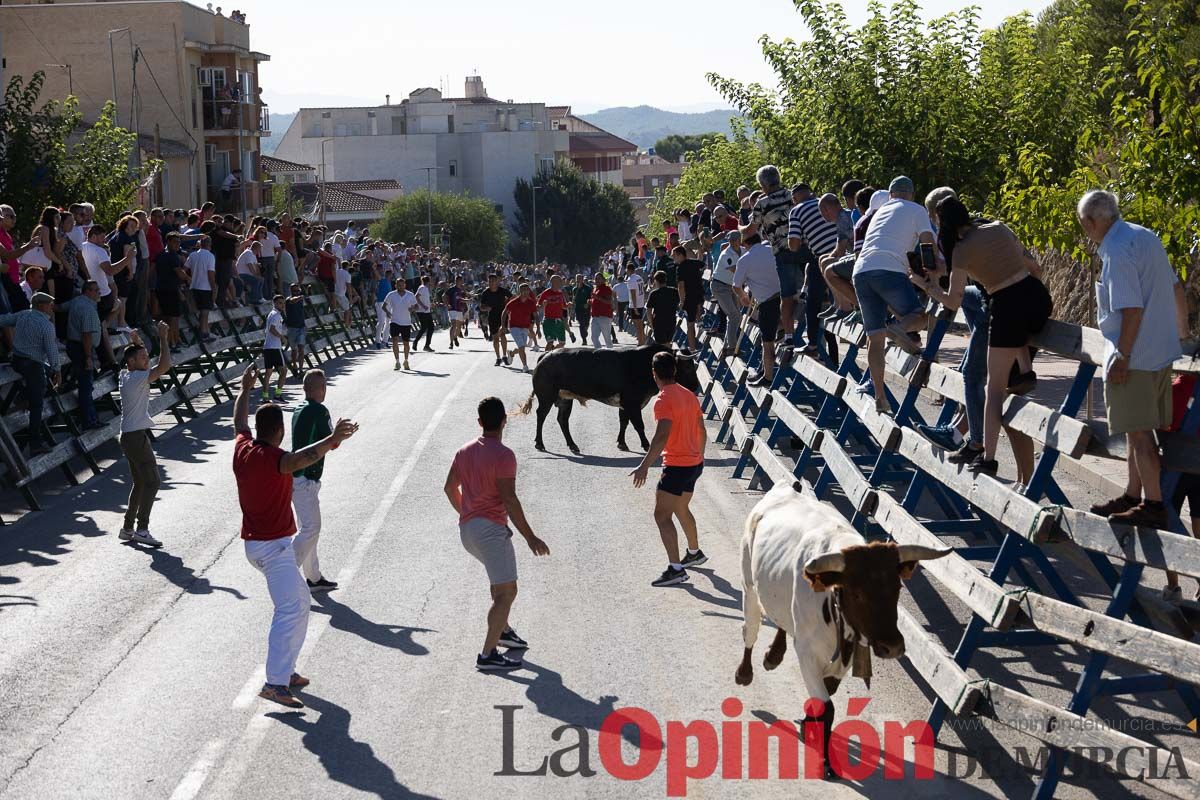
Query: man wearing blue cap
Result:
<box><xmin>850</xmin><ymin>175</ymin><xmax>931</xmax><ymax>414</ymax></box>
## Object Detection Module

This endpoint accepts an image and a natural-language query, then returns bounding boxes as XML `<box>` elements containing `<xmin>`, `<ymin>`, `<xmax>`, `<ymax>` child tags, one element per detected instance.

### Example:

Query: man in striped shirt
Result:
<box><xmin>0</xmin><ymin>292</ymin><xmax>60</xmax><ymax>454</ymax></box>
<box><xmin>742</xmin><ymin>165</ymin><xmax>796</xmax><ymax>344</ymax></box>
<box><xmin>789</xmin><ymin>192</ymin><xmax>843</xmax><ymax>355</ymax></box>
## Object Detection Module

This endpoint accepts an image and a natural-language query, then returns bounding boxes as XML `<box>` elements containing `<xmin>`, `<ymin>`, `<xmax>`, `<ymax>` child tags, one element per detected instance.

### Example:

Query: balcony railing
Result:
<box><xmin>206</xmin><ymin>180</ymin><xmax>270</xmax><ymax>216</ymax></box>
<box><xmin>201</xmin><ymin>88</ymin><xmax>269</xmax><ymax>134</ymax></box>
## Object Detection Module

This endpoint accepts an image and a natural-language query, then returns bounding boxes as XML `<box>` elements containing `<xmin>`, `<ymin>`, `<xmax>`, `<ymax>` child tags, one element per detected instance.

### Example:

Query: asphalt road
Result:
<box><xmin>0</xmin><ymin>328</ymin><xmax>1185</xmax><ymax>799</ymax></box>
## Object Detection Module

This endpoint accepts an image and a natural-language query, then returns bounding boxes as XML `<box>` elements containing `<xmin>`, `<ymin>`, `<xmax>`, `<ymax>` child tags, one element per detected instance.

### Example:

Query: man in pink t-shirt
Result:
<box><xmin>445</xmin><ymin>396</ymin><xmax>550</xmax><ymax>671</ymax></box>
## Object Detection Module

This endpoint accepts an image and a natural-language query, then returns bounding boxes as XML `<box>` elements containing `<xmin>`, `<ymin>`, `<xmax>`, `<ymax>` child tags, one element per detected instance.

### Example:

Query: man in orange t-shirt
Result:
<box><xmin>631</xmin><ymin>350</ymin><xmax>708</xmax><ymax>587</ymax></box>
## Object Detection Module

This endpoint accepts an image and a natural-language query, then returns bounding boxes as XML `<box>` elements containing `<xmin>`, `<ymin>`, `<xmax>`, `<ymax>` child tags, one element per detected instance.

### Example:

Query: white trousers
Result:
<box><xmin>590</xmin><ymin>317</ymin><xmax>614</xmax><ymax>349</ymax></box>
<box><xmin>292</xmin><ymin>477</ymin><xmax>322</xmax><ymax>582</ymax></box>
<box><xmin>375</xmin><ymin>302</ymin><xmax>388</xmax><ymax>343</ymax></box>
<box><xmin>244</xmin><ymin>537</ymin><xmax>310</xmax><ymax>686</ymax></box>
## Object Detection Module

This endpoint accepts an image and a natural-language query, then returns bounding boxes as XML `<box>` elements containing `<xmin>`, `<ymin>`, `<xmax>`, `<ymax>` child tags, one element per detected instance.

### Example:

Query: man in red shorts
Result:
<box><xmin>232</xmin><ymin>364</ymin><xmax>358</xmax><ymax>707</ymax></box>
<box><xmin>631</xmin><ymin>351</ymin><xmax>708</xmax><ymax>586</ymax></box>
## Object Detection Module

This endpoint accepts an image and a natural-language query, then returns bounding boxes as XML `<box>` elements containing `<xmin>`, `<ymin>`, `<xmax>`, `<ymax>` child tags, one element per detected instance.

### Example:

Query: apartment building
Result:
<box><xmin>0</xmin><ymin>0</ymin><xmax>271</xmax><ymax>215</ymax></box>
<box><xmin>274</xmin><ymin>76</ymin><xmax>568</xmax><ymax>226</ymax></box>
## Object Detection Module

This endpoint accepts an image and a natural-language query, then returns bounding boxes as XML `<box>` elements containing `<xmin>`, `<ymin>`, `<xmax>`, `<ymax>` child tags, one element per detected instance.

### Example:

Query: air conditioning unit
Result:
<box><xmin>204</xmin><ymin>144</ymin><xmax>217</xmax><ymax>163</ymax></box>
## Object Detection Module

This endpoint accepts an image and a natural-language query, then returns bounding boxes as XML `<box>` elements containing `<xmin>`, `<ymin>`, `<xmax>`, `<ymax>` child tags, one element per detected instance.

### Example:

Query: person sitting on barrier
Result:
<box><xmin>910</xmin><ymin>197</ymin><xmax>1050</xmax><ymax>477</ymax></box>
<box><xmin>822</xmin><ymin>186</ymin><xmax>880</xmax><ymax>319</ymax></box>
<box><xmin>851</xmin><ymin>176</ymin><xmax>931</xmax><ymax>412</ymax></box>
<box><xmin>1080</xmin><ymin>189</ymin><xmax>1189</xmax><ymax>531</ymax></box>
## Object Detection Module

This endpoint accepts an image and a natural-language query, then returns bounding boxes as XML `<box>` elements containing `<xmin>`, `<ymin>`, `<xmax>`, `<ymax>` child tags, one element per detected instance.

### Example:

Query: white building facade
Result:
<box><xmin>274</xmin><ymin>77</ymin><xmax>568</xmax><ymax>226</ymax></box>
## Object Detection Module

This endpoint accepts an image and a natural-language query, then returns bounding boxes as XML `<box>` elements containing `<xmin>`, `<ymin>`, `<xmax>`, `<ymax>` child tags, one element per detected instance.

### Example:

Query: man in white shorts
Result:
<box><xmin>501</xmin><ymin>283</ymin><xmax>538</xmax><ymax>373</ymax></box>
<box><xmin>444</xmin><ymin>397</ymin><xmax>549</xmax><ymax>671</ymax></box>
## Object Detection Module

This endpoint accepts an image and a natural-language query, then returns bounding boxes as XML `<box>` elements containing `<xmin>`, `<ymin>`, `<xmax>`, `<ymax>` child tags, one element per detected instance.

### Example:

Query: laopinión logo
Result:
<box><xmin>495</xmin><ymin>696</ymin><xmax>935</xmax><ymax>797</ymax></box>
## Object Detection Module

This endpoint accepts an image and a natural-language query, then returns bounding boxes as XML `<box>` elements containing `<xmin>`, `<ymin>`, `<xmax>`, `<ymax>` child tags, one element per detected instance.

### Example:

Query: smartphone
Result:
<box><xmin>919</xmin><ymin>242</ymin><xmax>936</xmax><ymax>273</ymax></box>
<box><xmin>907</xmin><ymin>250</ymin><xmax>926</xmax><ymax>277</ymax></box>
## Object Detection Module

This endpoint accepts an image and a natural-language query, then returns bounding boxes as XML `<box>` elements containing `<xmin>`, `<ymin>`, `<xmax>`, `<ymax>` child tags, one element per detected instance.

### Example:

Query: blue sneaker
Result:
<box><xmin>916</xmin><ymin>423</ymin><xmax>963</xmax><ymax>452</ymax></box>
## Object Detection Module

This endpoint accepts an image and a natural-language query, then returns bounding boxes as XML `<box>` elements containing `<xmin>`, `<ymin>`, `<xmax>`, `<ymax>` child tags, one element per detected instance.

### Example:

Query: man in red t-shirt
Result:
<box><xmin>445</xmin><ymin>396</ymin><xmax>549</xmax><ymax>671</ymax></box>
<box><xmin>315</xmin><ymin>245</ymin><xmax>337</xmax><ymax>294</ymax></box>
<box><xmin>537</xmin><ymin>275</ymin><xmax>568</xmax><ymax>352</ymax></box>
<box><xmin>501</xmin><ymin>283</ymin><xmax>539</xmax><ymax>373</ymax></box>
<box><xmin>232</xmin><ymin>365</ymin><xmax>358</xmax><ymax>707</ymax></box>
<box><xmin>588</xmin><ymin>273</ymin><xmax>615</xmax><ymax>349</ymax></box>
<box><xmin>632</xmin><ymin>351</ymin><xmax>708</xmax><ymax>587</ymax></box>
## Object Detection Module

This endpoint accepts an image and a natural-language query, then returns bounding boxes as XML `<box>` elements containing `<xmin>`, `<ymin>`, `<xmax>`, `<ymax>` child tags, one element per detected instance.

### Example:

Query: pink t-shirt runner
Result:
<box><xmin>452</xmin><ymin>435</ymin><xmax>517</xmax><ymax>525</ymax></box>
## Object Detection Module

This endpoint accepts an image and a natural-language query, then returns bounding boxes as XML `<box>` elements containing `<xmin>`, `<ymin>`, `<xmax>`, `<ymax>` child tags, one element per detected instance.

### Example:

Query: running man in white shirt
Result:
<box><xmin>625</xmin><ymin>263</ymin><xmax>647</xmax><ymax>345</ymax></box>
<box><xmin>383</xmin><ymin>278</ymin><xmax>418</xmax><ymax>371</ymax></box>
<box><xmin>261</xmin><ymin>294</ymin><xmax>289</xmax><ymax>401</ymax></box>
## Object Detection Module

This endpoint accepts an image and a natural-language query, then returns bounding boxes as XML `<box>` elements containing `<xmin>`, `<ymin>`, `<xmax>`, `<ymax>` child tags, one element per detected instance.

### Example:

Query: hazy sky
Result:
<box><xmin>253</xmin><ymin>0</ymin><xmax>1053</xmax><ymax>113</ymax></box>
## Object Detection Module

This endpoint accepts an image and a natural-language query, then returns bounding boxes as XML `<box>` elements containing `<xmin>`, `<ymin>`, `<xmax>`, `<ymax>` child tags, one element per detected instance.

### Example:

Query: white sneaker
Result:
<box><xmin>118</xmin><ymin>528</ymin><xmax>134</xmax><ymax>541</ymax></box>
<box><xmin>130</xmin><ymin>529</ymin><xmax>162</xmax><ymax>547</ymax></box>
<box><xmin>522</xmin><ymin>365</ymin><xmax>530</xmax><ymax>373</ymax></box>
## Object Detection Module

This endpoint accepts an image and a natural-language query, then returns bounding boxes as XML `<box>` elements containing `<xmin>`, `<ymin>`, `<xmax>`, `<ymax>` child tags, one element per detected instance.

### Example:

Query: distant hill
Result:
<box><xmin>580</xmin><ymin>106</ymin><xmax>743</xmax><ymax>149</ymax></box>
<box><xmin>262</xmin><ymin>105</ymin><xmax>742</xmax><ymax>156</ymax></box>
<box><xmin>262</xmin><ymin>112</ymin><xmax>296</xmax><ymax>155</ymax></box>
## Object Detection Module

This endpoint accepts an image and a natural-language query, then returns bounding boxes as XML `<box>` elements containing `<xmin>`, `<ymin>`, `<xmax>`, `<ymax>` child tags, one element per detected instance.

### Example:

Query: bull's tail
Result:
<box><xmin>514</xmin><ymin>390</ymin><xmax>536</xmax><ymax>417</ymax></box>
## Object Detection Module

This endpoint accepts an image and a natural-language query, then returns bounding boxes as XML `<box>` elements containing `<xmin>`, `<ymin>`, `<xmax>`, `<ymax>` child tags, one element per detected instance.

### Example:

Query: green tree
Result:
<box><xmin>374</xmin><ymin>189</ymin><xmax>506</xmax><ymax>261</ymax></box>
<box><xmin>269</xmin><ymin>181</ymin><xmax>308</xmax><ymax>220</ymax></box>
<box><xmin>0</xmin><ymin>72</ymin><xmax>158</xmax><ymax>232</ymax></box>
<box><xmin>653</xmin><ymin>133</ymin><xmax>726</xmax><ymax>163</ymax></box>
<box><xmin>62</xmin><ymin>100</ymin><xmax>159</xmax><ymax>226</ymax></box>
<box><xmin>511</xmin><ymin>161</ymin><xmax>636</xmax><ymax>266</ymax></box>
<box><xmin>0</xmin><ymin>72</ymin><xmax>77</xmax><ymax>232</ymax></box>
<box><xmin>646</xmin><ymin>126</ymin><xmax>764</xmax><ymax>240</ymax></box>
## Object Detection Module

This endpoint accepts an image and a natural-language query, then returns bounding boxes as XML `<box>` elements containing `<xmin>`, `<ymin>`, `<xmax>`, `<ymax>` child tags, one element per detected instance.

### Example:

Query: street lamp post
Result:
<box><xmin>319</xmin><ymin>138</ymin><xmax>333</xmax><ymax>227</ymax></box>
<box><xmin>415</xmin><ymin>166</ymin><xmax>437</xmax><ymax>246</ymax></box>
<box><xmin>531</xmin><ymin>182</ymin><xmax>544</xmax><ymax>266</ymax></box>
<box><xmin>107</xmin><ymin>28</ymin><xmax>131</xmax><ymax>129</ymax></box>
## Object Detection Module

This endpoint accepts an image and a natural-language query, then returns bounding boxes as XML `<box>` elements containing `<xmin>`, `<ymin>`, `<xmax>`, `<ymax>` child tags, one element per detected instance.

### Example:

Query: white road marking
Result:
<box><xmin>170</xmin><ymin>355</ymin><xmax>484</xmax><ymax>800</ymax></box>
<box><xmin>167</xmin><ymin>739</ymin><xmax>225</xmax><ymax>800</ymax></box>
<box><xmin>230</xmin><ymin>665</ymin><xmax>266</xmax><ymax>710</ymax></box>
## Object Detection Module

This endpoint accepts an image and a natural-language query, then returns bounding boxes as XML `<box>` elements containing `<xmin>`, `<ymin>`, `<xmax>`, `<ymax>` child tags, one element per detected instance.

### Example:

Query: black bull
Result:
<box><xmin>517</xmin><ymin>344</ymin><xmax>701</xmax><ymax>454</ymax></box>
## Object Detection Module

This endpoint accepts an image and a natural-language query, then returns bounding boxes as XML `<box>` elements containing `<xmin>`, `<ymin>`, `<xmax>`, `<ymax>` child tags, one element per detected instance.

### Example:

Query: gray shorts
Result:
<box><xmin>460</xmin><ymin>517</ymin><xmax>518</xmax><ymax>585</ymax></box>
<box><xmin>829</xmin><ymin>253</ymin><xmax>856</xmax><ymax>281</ymax></box>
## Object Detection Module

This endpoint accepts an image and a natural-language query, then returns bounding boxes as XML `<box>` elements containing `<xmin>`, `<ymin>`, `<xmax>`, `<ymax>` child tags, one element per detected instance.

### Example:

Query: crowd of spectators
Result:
<box><xmin>614</xmin><ymin>168</ymin><xmax>1197</xmax><ymax>600</ymax></box>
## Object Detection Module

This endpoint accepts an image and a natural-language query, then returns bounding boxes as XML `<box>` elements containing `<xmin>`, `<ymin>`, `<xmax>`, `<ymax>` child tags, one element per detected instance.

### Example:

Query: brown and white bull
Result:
<box><xmin>735</xmin><ymin>483</ymin><xmax>949</xmax><ymax>776</ymax></box>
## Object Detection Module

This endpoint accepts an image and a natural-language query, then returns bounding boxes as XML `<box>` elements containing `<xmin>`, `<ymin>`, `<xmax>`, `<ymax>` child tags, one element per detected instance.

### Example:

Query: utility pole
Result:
<box><xmin>107</xmin><ymin>28</ymin><xmax>130</xmax><ymax>131</ymax></box>
<box><xmin>531</xmin><ymin>182</ymin><xmax>543</xmax><ymax>266</ymax></box>
<box><xmin>415</xmin><ymin>166</ymin><xmax>437</xmax><ymax>245</ymax></box>
<box><xmin>319</xmin><ymin>137</ymin><xmax>333</xmax><ymax>227</ymax></box>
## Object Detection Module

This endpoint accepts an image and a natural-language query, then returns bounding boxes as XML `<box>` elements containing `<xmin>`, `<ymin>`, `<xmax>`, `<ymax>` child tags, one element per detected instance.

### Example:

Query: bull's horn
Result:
<box><xmin>804</xmin><ymin>552</ymin><xmax>846</xmax><ymax>575</ymax></box>
<box><xmin>897</xmin><ymin>544</ymin><xmax>952</xmax><ymax>562</ymax></box>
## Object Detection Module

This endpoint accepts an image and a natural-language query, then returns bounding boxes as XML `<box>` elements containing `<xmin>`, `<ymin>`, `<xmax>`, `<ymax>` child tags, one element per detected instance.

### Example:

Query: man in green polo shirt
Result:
<box><xmin>291</xmin><ymin>369</ymin><xmax>337</xmax><ymax>591</ymax></box>
<box><xmin>571</xmin><ymin>273</ymin><xmax>592</xmax><ymax>346</ymax></box>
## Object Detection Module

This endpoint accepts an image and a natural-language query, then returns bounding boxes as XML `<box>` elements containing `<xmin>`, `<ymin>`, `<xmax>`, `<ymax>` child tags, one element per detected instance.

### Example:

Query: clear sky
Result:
<box><xmin>253</xmin><ymin>0</ymin><xmax>1053</xmax><ymax>113</ymax></box>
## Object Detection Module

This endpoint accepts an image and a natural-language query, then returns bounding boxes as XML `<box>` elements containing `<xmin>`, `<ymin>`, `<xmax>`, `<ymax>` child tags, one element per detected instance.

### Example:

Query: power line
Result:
<box><xmin>13</xmin><ymin>14</ymin><xmax>101</xmax><ymax>108</ymax></box>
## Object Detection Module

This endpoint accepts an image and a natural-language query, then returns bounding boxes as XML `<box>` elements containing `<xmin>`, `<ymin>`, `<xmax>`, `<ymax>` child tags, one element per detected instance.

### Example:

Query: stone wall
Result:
<box><xmin>1037</xmin><ymin>250</ymin><xmax>1198</xmax><ymax>334</ymax></box>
